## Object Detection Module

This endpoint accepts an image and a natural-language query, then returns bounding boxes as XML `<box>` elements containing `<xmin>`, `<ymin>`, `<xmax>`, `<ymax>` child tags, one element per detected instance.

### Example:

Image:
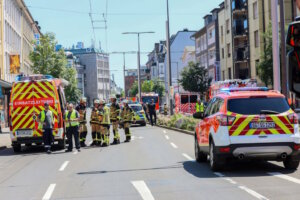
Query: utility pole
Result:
<box><xmin>279</xmin><ymin>0</ymin><xmax>288</xmax><ymax>96</ymax></box>
<box><xmin>166</xmin><ymin>0</ymin><xmax>173</xmax><ymax>115</ymax></box>
<box><xmin>123</xmin><ymin>32</ymin><xmax>155</xmax><ymax>101</ymax></box>
<box><xmin>271</xmin><ymin>0</ymin><xmax>281</xmax><ymax>91</ymax></box>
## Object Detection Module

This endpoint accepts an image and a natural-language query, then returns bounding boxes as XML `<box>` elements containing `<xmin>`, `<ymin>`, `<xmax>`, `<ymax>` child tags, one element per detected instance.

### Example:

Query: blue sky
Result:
<box><xmin>25</xmin><ymin>0</ymin><xmax>222</xmax><ymax>89</ymax></box>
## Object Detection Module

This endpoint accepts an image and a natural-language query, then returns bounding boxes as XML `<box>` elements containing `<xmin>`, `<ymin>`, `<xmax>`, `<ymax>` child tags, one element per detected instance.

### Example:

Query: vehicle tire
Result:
<box><xmin>13</xmin><ymin>144</ymin><xmax>21</xmax><ymax>153</ymax></box>
<box><xmin>209</xmin><ymin>141</ymin><xmax>222</xmax><ymax>171</ymax></box>
<box><xmin>283</xmin><ymin>157</ymin><xmax>299</xmax><ymax>170</ymax></box>
<box><xmin>195</xmin><ymin>135</ymin><xmax>207</xmax><ymax>162</ymax></box>
<box><xmin>141</xmin><ymin>122</ymin><xmax>146</xmax><ymax>127</ymax></box>
<box><xmin>58</xmin><ymin>138</ymin><xmax>66</xmax><ymax>149</ymax></box>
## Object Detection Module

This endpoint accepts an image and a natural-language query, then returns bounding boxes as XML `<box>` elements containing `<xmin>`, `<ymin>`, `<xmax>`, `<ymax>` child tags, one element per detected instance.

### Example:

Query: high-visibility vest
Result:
<box><xmin>121</xmin><ymin>107</ymin><xmax>134</xmax><ymax>122</ymax></box>
<box><xmin>99</xmin><ymin>106</ymin><xmax>111</xmax><ymax>125</ymax></box>
<box><xmin>196</xmin><ymin>102</ymin><xmax>204</xmax><ymax>112</ymax></box>
<box><xmin>38</xmin><ymin>110</ymin><xmax>53</xmax><ymax>130</ymax></box>
<box><xmin>65</xmin><ymin>110</ymin><xmax>79</xmax><ymax>127</ymax></box>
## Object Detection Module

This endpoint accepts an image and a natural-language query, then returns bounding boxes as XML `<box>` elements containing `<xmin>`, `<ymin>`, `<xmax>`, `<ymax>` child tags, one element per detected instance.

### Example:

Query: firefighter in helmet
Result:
<box><xmin>76</xmin><ymin>97</ymin><xmax>88</xmax><ymax>147</ymax></box>
<box><xmin>90</xmin><ymin>99</ymin><xmax>101</xmax><ymax>146</ymax></box>
<box><xmin>121</xmin><ymin>100</ymin><xmax>134</xmax><ymax>142</ymax></box>
<box><xmin>109</xmin><ymin>95</ymin><xmax>121</xmax><ymax>145</ymax></box>
<box><xmin>98</xmin><ymin>99</ymin><xmax>111</xmax><ymax>147</ymax></box>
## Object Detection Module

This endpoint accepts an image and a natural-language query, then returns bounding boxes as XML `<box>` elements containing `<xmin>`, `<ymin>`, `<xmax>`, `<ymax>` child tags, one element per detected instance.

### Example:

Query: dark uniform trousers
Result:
<box><xmin>67</xmin><ymin>126</ymin><xmax>80</xmax><ymax>150</ymax></box>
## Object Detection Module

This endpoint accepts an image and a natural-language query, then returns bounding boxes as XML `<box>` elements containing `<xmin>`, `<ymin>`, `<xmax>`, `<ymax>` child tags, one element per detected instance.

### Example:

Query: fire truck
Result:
<box><xmin>140</xmin><ymin>93</ymin><xmax>159</xmax><ymax>111</ymax></box>
<box><xmin>9</xmin><ymin>75</ymin><xmax>68</xmax><ymax>152</ymax></box>
<box><xmin>174</xmin><ymin>93</ymin><xmax>199</xmax><ymax>114</ymax></box>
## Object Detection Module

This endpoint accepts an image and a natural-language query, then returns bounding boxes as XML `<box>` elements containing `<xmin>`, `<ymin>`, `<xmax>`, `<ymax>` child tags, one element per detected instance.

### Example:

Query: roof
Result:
<box><xmin>170</xmin><ymin>29</ymin><xmax>197</xmax><ymax>45</ymax></box>
<box><xmin>191</xmin><ymin>27</ymin><xmax>206</xmax><ymax>38</ymax></box>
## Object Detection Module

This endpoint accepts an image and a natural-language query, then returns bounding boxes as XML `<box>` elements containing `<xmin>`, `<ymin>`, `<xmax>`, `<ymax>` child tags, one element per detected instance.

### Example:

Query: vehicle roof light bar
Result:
<box><xmin>220</xmin><ymin>87</ymin><xmax>269</xmax><ymax>93</ymax></box>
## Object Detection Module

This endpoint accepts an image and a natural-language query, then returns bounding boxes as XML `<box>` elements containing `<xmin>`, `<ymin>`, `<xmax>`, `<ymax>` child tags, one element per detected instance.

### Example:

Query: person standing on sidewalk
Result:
<box><xmin>64</xmin><ymin>103</ymin><xmax>80</xmax><ymax>152</ymax></box>
<box><xmin>148</xmin><ymin>99</ymin><xmax>156</xmax><ymax>126</ymax></box>
<box><xmin>38</xmin><ymin>102</ymin><xmax>54</xmax><ymax>154</ymax></box>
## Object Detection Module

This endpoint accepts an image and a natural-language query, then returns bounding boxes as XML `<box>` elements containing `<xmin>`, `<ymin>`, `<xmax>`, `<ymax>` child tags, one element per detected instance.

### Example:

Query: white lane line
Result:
<box><xmin>59</xmin><ymin>161</ymin><xmax>69</xmax><ymax>171</ymax></box>
<box><xmin>170</xmin><ymin>142</ymin><xmax>178</xmax><ymax>149</ymax></box>
<box><xmin>238</xmin><ymin>186</ymin><xmax>269</xmax><ymax>200</ymax></box>
<box><xmin>163</xmin><ymin>130</ymin><xmax>167</xmax><ymax>134</ymax></box>
<box><xmin>182</xmin><ymin>153</ymin><xmax>194</xmax><ymax>161</ymax></box>
<box><xmin>268</xmin><ymin>172</ymin><xmax>300</xmax><ymax>184</ymax></box>
<box><xmin>132</xmin><ymin>136</ymin><xmax>135</xmax><ymax>141</ymax></box>
<box><xmin>131</xmin><ymin>181</ymin><xmax>155</xmax><ymax>200</ymax></box>
<box><xmin>42</xmin><ymin>184</ymin><xmax>56</xmax><ymax>200</ymax></box>
<box><xmin>165</xmin><ymin>135</ymin><xmax>169</xmax><ymax>140</ymax></box>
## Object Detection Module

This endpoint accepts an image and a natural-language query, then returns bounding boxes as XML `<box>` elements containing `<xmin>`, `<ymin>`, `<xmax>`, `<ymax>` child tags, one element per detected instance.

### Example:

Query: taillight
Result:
<box><xmin>219</xmin><ymin>147</ymin><xmax>230</xmax><ymax>153</ymax></box>
<box><xmin>288</xmin><ymin>113</ymin><xmax>298</xmax><ymax>124</ymax></box>
<box><xmin>217</xmin><ymin>115</ymin><xmax>236</xmax><ymax>126</ymax></box>
<box><xmin>294</xmin><ymin>144</ymin><xmax>300</xmax><ymax>151</ymax></box>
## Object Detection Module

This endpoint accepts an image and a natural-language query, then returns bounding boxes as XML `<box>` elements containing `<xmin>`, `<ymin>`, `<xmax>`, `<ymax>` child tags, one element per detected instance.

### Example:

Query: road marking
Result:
<box><xmin>131</xmin><ymin>181</ymin><xmax>155</xmax><ymax>200</ymax></box>
<box><xmin>42</xmin><ymin>184</ymin><xmax>56</xmax><ymax>200</ymax></box>
<box><xmin>132</xmin><ymin>136</ymin><xmax>135</xmax><ymax>141</ymax></box>
<box><xmin>139</xmin><ymin>136</ymin><xmax>144</xmax><ymax>139</ymax></box>
<box><xmin>268</xmin><ymin>172</ymin><xmax>300</xmax><ymax>184</ymax></box>
<box><xmin>165</xmin><ymin>135</ymin><xmax>169</xmax><ymax>140</ymax></box>
<box><xmin>163</xmin><ymin>130</ymin><xmax>167</xmax><ymax>134</ymax></box>
<box><xmin>170</xmin><ymin>142</ymin><xmax>178</xmax><ymax>149</ymax></box>
<box><xmin>238</xmin><ymin>186</ymin><xmax>269</xmax><ymax>200</ymax></box>
<box><xmin>182</xmin><ymin>153</ymin><xmax>194</xmax><ymax>161</ymax></box>
<box><xmin>59</xmin><ymin>161</ymin><xmax>69</xmax><ymax>171</ymax></box>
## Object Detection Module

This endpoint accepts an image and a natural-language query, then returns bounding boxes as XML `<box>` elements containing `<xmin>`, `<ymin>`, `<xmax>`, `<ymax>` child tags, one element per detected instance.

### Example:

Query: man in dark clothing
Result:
<box><xmin>38</xmin><ymin>102</ymin><xmax>54</xmax><ymax>154</ymax></box>
<box><xmin>142</xmin><ymin>103</ymin><xmax>149</xmax><ymax>122</ymax></box>
<box><xmin>148</xmin><ymin>99</ymin><xmax>156</xmax><ymax>126</ymax></box>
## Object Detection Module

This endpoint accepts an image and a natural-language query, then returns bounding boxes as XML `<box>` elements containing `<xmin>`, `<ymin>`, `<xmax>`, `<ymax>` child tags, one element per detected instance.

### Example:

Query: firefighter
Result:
<box><xmin>98</xmin><ymin>100</ymin><xmax>111</xmax><ymax>147</ymax></box>
<box><xmin>121</xmin><ymin>100</ymin><xmax>134</xmax><ymax>142</ymax></box>
<box><xmin>90</xmin><ymin>99</ymin><xmax>101</xmax><ymax>146</ymax></box>
<box><xmin>109</xmin><ymin>95</ymin><xmax>121</xmax><ymax>145</ymax></box>
<box><xmin>76</xmin><ymin>97</ymin><xmax>87</xmax><ymax>147</ymax></box>
<box><xmin>163</xmin><ymin>103</ymin><xmax>168</xmax><ymax>115</ymax></box>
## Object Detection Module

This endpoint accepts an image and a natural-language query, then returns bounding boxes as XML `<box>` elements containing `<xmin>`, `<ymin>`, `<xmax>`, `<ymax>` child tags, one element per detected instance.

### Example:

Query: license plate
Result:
<box><xmin>250</xmin><ymin>122</ymin><xmax>275</xmax><ymax>129</ymax></box>
<box><xmin>16</xmin><ymin>130</ymin><xmax>33</xmax><ymax>137</ymax></box>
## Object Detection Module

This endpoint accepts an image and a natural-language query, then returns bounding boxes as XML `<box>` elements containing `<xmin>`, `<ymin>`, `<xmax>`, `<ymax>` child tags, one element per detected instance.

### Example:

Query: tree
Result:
<box><xmin>257</xmin><ymin>24</ymin><xmax>273</xmax><ymax>87</ymax></box>
<box><xmin>129</xmin><ymin>81</ymin><xmax>138</xmax><ymax>97</ymax></box>
<box><xmin>152</xmin><ymin>79</ymin><xmax>165</xmax><ymax>98</ymax></box>
<box><xmin>179</xmin><ymin>61</ymin><xmax>212</xmax><ymax>97</ymax></box>
<box><xmin>30</xmin><ymin>32</ymin><xmax>81</xmax><ymax>102</ymax></box>
<box><xmin>142</xmin><ymin>80</ymin><xmax>154</xmax><ymax>92</ymax></box>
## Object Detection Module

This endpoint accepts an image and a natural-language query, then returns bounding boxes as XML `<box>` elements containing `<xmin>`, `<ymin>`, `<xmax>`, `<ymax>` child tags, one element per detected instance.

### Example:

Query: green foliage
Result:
<box><xmin>157</xmin><ymin>113</ymin><xmax>199</xmax><ymax>132</ymax></box>
<box><xmin>257</xmin><ymin>24</ymin><xmax>273</xmax><ymax>87</ymax></box>
<box><xmin>179</xmin><ymin>61</ymin><xmax>212</xmax><ymax>96</ymax></box>
<box><xmin>152</xmin><ymin>79</ymin><xmax>165</xmax><ymax>98</ymax></box>
<box><xmin>142</xmin><ymin>80</ymin><xmax>154</xmax><ymax>92</ymax></box>
<box><xmin>129</xmin><ymin>81</ymin><xmax>138</xmax><ymax>97</ymax></box>
<box><xmin>129</xmin><ymin>79</ymin><xmax>165</xmax><ymax>98</ymax></box>
<box><xmin>30</xmin><ymin>32</ymin><xmax>80</xmax><ymax>103</ymax></box>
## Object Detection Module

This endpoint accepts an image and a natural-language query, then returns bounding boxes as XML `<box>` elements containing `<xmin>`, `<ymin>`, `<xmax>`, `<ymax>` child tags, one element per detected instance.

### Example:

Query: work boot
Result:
<box><xmin>124</xmin><ymin>136</ymin><xmax>131</xmax><ymax>143</ymax></box>
<box><xmin>117</xmin><ymin>139</ymin><xmax>120</xmax><ymax>144</ymax></box>
<box><xmin>102</xmin><ymin>142</ymin><xmax>108</xmax><ymax>147</ymax></box>
<box><xmin>81</xmin><ymin>142</ymin><xmax>86</xmax><ymax>147</ymax></box>
<box><xmin>112</xmin><ymin>139</ymin><xmax>118</xmax><ymax>145</ymax></box>
<box><xmin>90</xmin><ymin>141</ymin><xmax>97</xmax><ymax>146</ymax></box>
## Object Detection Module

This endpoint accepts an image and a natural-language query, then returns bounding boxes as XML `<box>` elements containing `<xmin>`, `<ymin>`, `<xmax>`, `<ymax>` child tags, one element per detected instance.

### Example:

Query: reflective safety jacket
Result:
<box><xmin>110</xmin><ymin>103</ymin><xmax>120</xmax><ymax>121</ymax></box>
<box><xmin>65</xmin><ymin>110</ymin><xmax>79</xmax><ymax>127</ymax></box>
<box><xmin>195</xmin><ymin>102</ymin><xmax>204</xmax><ymax>112</ymax></box>
<box><xmin>98</xmin><ymin>106</ymin><xmax>110</xmax><ymax>125</ymax></box>
<box><xmin>90</xmin><ymin>107</ymin><xmax>99</xmax><ymax>124</ymax></box>
<box><xmin>38</xmin><ymin>110</ymin><xmax>54</xmax><ymax>130</ymax></box>
<box><xmin>121</xmin><ymin>106</ymin><xmax>134</xmax><ymax>122</ymax></box>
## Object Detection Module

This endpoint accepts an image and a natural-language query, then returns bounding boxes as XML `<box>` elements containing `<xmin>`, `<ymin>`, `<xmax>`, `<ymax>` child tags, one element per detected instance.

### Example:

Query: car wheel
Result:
<box><xmin>209</xmin><ymin>141</ymin><xmax>222</xmax><ymax>171</ymax></box>
<box><xmin>194</xmin><ymin>135</ymin><xmax>207</xmax><ymax>162</ymax></box>
<box><xmin>283</xmin><ymin>157</ymin><xmax>299</xmax><ymax>170</ymax></box>
<box><xmin>13</xmin><ymin>144</ymin><xmax>21</xmax><ymax>153</ymax></box>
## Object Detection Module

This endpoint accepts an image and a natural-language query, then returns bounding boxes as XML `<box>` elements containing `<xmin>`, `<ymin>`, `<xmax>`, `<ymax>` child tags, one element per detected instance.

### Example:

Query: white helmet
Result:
<box><xmin>99</xmin><ymin>99</ymin><xmax>105</xmax><ymax>105</ymax></box>
<box><xmin>94</xmin><ymin>99</ymin><xmax>100</xmax><ymax>104</ymax></box>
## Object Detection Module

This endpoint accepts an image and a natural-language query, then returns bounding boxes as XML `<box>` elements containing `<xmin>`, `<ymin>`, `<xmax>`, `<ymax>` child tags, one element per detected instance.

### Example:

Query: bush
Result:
<box><xmin>157</xmin><ymin>113</ymin><xmax>199</xmax><ymax>132</ymax></box>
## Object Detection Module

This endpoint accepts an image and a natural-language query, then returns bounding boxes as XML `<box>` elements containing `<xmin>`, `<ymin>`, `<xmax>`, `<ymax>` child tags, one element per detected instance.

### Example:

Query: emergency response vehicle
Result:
<box><xmin>174</xmin><ymin>93</ymin><xmax>199</xmax><ymax>114</ymax></box>
<box><xmin>9</xmin><ymin>75</ymin><xmax>68</xmax><ymax>152</ymax></box>
<box><xmin>194</xmin><ymin>87</ymin><xmax>300</xmax><ymax>171</ymax></box>
<box><xmin>129</xmin><ymin>103</ymin><xmax>146</xmax><ymax>126</ymax></box>
<box><xmin>140</xmin><ymin>93</ymin><xmax>159</xmax><ymax>111</ymax></box>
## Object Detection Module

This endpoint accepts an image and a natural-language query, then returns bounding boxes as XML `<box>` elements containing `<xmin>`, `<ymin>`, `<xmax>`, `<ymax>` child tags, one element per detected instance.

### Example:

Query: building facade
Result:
<box><xmin>68</xmin><ymin>48</ymin><xmax>110</xmax><ymax>105</ymax></box>
<box><xmin>146</xmin><ymin>41</ymin><xmax>166</xmax><ymax>82</ymax></box>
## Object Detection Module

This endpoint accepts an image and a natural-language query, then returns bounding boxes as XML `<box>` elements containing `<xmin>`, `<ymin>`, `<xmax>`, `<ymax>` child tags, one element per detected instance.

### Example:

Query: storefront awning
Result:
<box><xmin>0</xmin><ymin>79</ymin><xmax>12</xmax><ymax>89</ymax></box>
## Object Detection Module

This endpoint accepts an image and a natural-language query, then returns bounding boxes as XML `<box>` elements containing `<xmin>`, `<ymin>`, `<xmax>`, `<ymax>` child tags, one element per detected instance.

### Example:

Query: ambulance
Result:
<box><xmin>9</xmin><ymin>75</ymin><xmax>68</xmax><ymax>152</ymax></box>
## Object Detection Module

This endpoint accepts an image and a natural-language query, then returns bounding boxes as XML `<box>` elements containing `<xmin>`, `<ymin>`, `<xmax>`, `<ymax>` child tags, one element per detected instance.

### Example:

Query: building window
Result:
<box><xmin>209</xmin><ymin>30</ymin><xmax>213</xmax><ymax>39</ymax></box>
<box><xmin>222</xmin><ymin>71</ymin><xmax>225</xmax><ymax>80</ymax></box>
<box><xmin>253</xmin><ymin>1</ymin><xmax>258</xmax><ymax>19</ymax></box>
<box><xmin>255</xmin><ymin>59</ymin><xmax>260</xmax><ymax>75</ymax></box>
<box><xmin>222</xmin><ymin>48</ymin><xmax>224</xmax><ymax>59</ymax></box>
<box><xmin>226</xmin><ymin>19</ymin><xmax>230</xmax><ymax>34</ymax></box>
<box><xmin>254</xmin><ymin>30</ymin><xmax>259</xmax><ymax>47</ymax></box>
<box><xmin>227</xmin><ymin>43</ymin><xmax>231</xmax><ymax>57</ymax></box>
<box><xmin>228</xmin><ymin>68</ymin><xmax>232</xmax><ymax>79</ymax></box>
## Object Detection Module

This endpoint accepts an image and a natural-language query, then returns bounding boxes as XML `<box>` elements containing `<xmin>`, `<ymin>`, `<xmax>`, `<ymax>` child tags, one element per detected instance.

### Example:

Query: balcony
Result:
<box><xmin>232</xmin><ymin>0</ymin><xmax>247</xmax><ymax>16</ymax></box>
<box><xmin>233</xmin><ymin>19</ymin><xmax>248</xmax><ymax>37</ymax></box>
<box><xmin>234</xmin><ymin>48</ymin><xmax>249</xmax><ymax>62</ymax></box>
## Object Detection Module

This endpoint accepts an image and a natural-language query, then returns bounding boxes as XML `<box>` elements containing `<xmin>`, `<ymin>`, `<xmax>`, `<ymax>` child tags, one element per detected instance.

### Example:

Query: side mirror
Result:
<box><xmin>193</xmin><ymin>112</ymin><xmax>203</xmax><ymax>119</ymax></box>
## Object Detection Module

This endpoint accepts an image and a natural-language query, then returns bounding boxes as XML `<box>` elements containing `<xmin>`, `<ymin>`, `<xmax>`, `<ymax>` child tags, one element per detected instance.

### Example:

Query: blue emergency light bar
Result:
<box><xmin>15</xmin><ymin>74</ymin><xmax>53</xmax><ymax>82</ymax></box>
<box><xmin>220</xmin><ymin>87</ymin><xmax>269</xmax><ymax>93</ymax></box>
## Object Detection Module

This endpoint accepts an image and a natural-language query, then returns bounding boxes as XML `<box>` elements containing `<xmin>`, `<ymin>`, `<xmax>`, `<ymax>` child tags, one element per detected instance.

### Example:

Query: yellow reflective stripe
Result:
<box><xmin>18</xmin><ymin>83</ymin><xmax>33</xmax><ymax>100</ymax></box>
<box><xmin>37</xmin><ymin>82</ymin><xmax>55</xmax><ymax>98</ymax></box>
<box><xmin>13</xmin><ymin>82</ymin><xmax>30</xmax><ymax>100</ymax></box>
<box><xmin>270</xmin><ymin>116</ymin><xmax>292</xmax><ymax>134</ymax></box>
<box><xmin>12</xmin><ymin>107</ymin><xmax>30</xmax><ymax>126</ymax></box>
<box><xmin>13</xmin><ymin>108</ymin><xmax>34</xmax><ymax>131</ymax></box>
<box><xmin>232</xmin><ymin>116</ymin><xmax>254</xmax><ymax>136</ymax></box>
<box><xmin>44</xmin><ymin>81</ymin><xmax>54</xmax><ymax>91</ymax></box>
<box><xmin>245</xmin><ymin>129</ymin><xmax>256</xmax><ymax>136</ymax></box>
<box><xmin>33</xmin><ymin>84</ymin><xmax>47</xmax><ymax>98</ymax></box>
<box><xmin>227</xmin><ymin>111</ymin><xmax>233</xmax><ymax>116</ymax></box>
<box><xmin>12</xmin><ymin>107</ymin><xmax>22</xmax><ymax>118</ymax></box>
<box><xmin>231</xmin><ymin>115</ymin><xmax>242</xmax><ymax>127</ymax></box>
<box><xmin>270</xmin><ymin>128</ymin><xmax>280</xmax><ymax>135</ymax></box>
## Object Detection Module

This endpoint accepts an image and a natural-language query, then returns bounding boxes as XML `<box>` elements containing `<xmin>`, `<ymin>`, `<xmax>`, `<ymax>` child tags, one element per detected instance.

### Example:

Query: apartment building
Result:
<box><xmin>218</xmin><ymin>0</ymin><xmax>294</xmax><ymax>81</ymax></box>
<box><xmin>146</xmin><ymin>41</ymin><xmax>166</xmax><ymax>82</ymax></box>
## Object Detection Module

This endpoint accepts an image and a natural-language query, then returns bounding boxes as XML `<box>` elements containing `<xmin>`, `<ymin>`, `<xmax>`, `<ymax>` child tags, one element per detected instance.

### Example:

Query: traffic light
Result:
<box><xmin>287</xmin><ymin>21</ymin><xmax>300</xmax><ymax>97</ymax></box>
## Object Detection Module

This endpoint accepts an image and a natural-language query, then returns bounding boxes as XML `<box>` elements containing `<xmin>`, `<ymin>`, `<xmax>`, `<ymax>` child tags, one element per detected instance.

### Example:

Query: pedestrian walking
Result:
<box><xmin>148</xmin><ymin>99</ymin><xmax>156</xmax><ymax>126</ymax></box>
<box><xmin>121</xmin><ymin>100</ymin><xmax>134</xmax><ymax>142</ymax></box>
<box><xmin>98</xmin><ymin>100</ymin><xmax>111</xmax><ymax>147</ymax></box>
<box><xmin>109</xmin><ymin>95</ymin><xmax>121</xmax><ymax>145</ymax></box>
<box><xmin>38</xmin><ymin>102</ymin><xmax>54</xmax><ymax>154</ymax></box>
<box><xmin>64</xmin><ymin>103</ymin><xmax>80</xmax><ymax>152</ymax></box>
<box><xmin>76</xmin><ymin>97</ymin><xmax>87</xmax><ymax>147</ymax></box>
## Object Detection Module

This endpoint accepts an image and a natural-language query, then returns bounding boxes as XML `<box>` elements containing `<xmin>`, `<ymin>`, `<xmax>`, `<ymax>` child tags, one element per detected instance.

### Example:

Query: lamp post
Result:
<box><xmin>111</xmin><ymin>51</ymin><xmax>136</xmax><ymax>97</ymax></box>
<box><xmin>166</xmin><ymin>0</ymin><xmax>173</xmax><ymax>115</ymax></box>
<box><xmin>171</xmin><ymin>62</ymin><xmax>179</xmax><ymax>93</ymax></box>
<box><xmin>122</xmin><ymin>32</ymin><xmax>155</xmax><ymax>101</ymax></box>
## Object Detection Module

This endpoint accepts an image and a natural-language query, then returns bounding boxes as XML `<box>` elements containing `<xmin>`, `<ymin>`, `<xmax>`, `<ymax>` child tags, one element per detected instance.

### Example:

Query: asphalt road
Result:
<box><xmin>1</xmin><ymin>125</ymin><xmax>300</xmax><ymax>200</ymax></box>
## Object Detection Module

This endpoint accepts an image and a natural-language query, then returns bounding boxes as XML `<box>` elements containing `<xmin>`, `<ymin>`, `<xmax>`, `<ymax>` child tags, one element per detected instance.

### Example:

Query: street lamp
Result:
<box><xmin>166</xmin><ymin>0</ymin><xmax>173</xmax><ymax>115</ymax></box>
<box><xmin>111</xmin><ymin>51</ymin><xmax>136</xmax><ymax>97</ymax></box>
<box><xmin>122</xmin><ymin>31</ymin><xmax>155</xmax><ymax>101</ymax></box>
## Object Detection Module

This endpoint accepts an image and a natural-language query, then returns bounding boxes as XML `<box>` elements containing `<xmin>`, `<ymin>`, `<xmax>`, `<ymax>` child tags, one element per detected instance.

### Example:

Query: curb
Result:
<box><xmin>0</xmin><ymin>146</ymin><xmax>7</xmax><ymax>151</ymax></box>
<box><xmin>156</xmin><ymin>124</ymin><xmax>194</xmax><ymax>136</ymax></box>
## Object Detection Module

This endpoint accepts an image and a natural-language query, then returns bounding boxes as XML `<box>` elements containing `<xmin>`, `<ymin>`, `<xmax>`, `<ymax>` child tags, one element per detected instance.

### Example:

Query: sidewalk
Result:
<box><xmin>0</xmin><ymin>128</ymin><xmax>11</xmax><ymax>150</ymax></box>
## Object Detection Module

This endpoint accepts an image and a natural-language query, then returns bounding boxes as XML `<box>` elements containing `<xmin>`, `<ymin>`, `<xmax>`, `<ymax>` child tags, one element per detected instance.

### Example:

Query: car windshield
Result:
<box><xmin>227</xmin><ymin>97</ymin><xmax>290</xmax><ymax>115</ymax></box>
<box><xmin>130</xmin><ymin>105</ymin><xmax>143</xmax><ymax>112</ymax></box>
<box><xmin>142</xmin><ymin>96</ymin><xmax>158</xmax><ymax>104</ymax></box>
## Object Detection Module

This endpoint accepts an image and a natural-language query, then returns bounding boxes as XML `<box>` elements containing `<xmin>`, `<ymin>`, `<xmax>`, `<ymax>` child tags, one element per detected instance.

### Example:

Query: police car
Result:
<box><xmin>129</xmin><ymin>103</ymin><xmax>147</xmax><ymax>126</ymax></box>
<box><xmin>194</xmin><ymin>87</ymin><xmax>300</xmax><ymax>171</ymax></box>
